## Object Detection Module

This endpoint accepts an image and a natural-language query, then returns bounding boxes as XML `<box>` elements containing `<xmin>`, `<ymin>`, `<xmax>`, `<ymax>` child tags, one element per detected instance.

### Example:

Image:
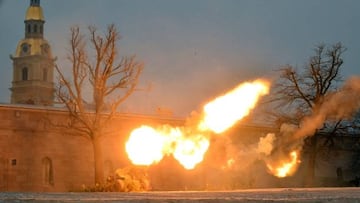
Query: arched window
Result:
<box><xmin>27</xmin><ymin>24</ymin><xmax>31</xmax><ymax>33</ymax></box>
<box><xmin>43</xmin><ymin>68</ymin><xmax>47</xmax><ymax>81</ymax></box>
<box><xmin>22</xmin><ymin>67</ymin><xmax>28</xmax><ymax>81</ymax></box>
<box><xmin>34</xmin><ymin>24</ymin><xmax>38</xmax><ymax>33</ymax></box>
<box><xmin>42</xmin><ymin>157</ymin><xmax>54</xmax><ymax>186</ymax></box>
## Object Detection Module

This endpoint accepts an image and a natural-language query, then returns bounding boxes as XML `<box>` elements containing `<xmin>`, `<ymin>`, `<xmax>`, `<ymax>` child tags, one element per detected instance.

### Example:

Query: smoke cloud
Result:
<box><xmin>257</xmin><ymin>133</ymin><xmax>276</xmax><ymax>156</ymax></box>
<box><xmin>294</xmin><ymin>76</ymin><xmax>360</xmax><ymax>140</ymax></box>
<box><xmin>255</xmin><ymin>76</ymin><xmax>360</xmax><ymax>177</ymax></box>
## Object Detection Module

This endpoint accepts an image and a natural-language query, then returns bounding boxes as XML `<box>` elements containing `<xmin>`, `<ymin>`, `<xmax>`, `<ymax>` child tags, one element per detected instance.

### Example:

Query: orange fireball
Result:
<box><xmin>173</xmin><ymin>135</ymin><xmax>210</xmax><ymax>170</ymax></box>
<box><xmin>266</xmin><ymin>151</ymin><xmax>301</xmax><ymax>178</ymax></box>
<box><xmin>125</xmin><ymin>79</ymin><xmax>271</xmax><ymax>170</ymax></box>
<box><xmin>125</xmin><ymin>126</ymin><xmax>166</xmax><ymax>166</ymax></box>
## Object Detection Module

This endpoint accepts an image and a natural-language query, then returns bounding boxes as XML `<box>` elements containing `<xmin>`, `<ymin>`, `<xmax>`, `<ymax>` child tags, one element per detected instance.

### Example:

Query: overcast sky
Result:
<box><xmin>0</xmin><ymin>0</ymin><xmax>359</xmax><ymax>116</ymax></box>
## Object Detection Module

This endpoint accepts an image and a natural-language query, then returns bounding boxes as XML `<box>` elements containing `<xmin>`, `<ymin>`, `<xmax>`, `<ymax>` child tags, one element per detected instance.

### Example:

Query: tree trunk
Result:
<box><xmin>305</xmin><ymin>135</ymin><xmax>317</xmax><ymax>187</ymax></box>
<box><xmin>92</xmin><ymin>137</ymin><xmax>104</xmax><ymax>184</ymax></box>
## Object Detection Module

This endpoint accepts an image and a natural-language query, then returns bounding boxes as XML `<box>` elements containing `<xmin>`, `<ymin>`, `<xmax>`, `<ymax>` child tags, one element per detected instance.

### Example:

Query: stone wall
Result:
<box><xmin>0</xmin><ymin>104</ymin><xmax>183</xmax><ymax>192</ymax></box>
<box><xmin>0</xmin><ymin>104</ymin><xmax>358</xmax><ymax>192</ymax></box>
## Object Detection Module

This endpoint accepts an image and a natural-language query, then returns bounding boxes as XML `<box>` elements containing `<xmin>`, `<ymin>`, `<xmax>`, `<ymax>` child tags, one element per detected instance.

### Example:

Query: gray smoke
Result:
<box><xmin>257</xmin><ymin>133</ymin><xmax>276</xmax><ymax>156</ymax></box>
<box><xmin>293</xmin><ymin>76</ymin><xmax>360</xmax><ymax>140</ymax></box>
<box><xmin>255</xmin><ymin>77</ymin><xmax>360</xmax><ymax>177</ymax></box>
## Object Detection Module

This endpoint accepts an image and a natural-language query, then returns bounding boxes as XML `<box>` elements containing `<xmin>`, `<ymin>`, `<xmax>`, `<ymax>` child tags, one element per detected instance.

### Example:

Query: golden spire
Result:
<box><xmin>25</xmin><ymin>0</ymin><xmax>44</xmax><ymax>21</ymax></box>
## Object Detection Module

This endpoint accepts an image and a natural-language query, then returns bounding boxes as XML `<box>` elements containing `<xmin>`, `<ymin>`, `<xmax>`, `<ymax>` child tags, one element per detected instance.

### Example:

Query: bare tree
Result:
<box><xmin>271</xmin><ymin>43</ymin><xmax>345</xmax><ymax>120</ymax></box>
<box><xmin>55</xmin><ymin>24</ymin><xmax>143</xmax><ymax>184</ymax></box>
<box><xmin>268</xmin><ymin>43</ymin><xmax>346</xmax><ymax>186</ymax></box>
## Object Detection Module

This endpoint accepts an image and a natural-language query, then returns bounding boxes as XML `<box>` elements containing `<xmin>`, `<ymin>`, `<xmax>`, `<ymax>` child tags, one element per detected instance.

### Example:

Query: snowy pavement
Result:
<box><xmin>1</xmin><ymin>188</ymin><xmax>360</xmax><ymax>202</ymax></box>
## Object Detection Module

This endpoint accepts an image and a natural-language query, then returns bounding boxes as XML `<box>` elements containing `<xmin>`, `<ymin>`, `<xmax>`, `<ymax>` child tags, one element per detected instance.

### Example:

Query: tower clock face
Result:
<box><xmin>22</xmin><ymin>44</ymin><xmax>29</xmax><ymax>54</ymax></box>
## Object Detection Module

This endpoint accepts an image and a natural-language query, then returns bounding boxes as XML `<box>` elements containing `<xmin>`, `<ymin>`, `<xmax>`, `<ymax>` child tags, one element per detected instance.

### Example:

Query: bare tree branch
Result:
<box><xmin>267</xmin><ymin>43</ymin><xmax>346</xmax><ymax>125</ymax></box>
<box><xmin>53</xmin><ymin>23</ymin><xmax>143</xmax><ymax>184</ymax></box>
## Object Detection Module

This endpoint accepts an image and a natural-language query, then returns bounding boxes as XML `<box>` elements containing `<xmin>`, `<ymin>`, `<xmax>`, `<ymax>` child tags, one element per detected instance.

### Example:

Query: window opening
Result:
<box><xmin>22</xmin><ymin>67</ymin><xmax>28</xmax><ymax>81</ymax></box>
<box><xmin>43</xmin><ymin>68</ymin><xmax>47</xmax><ymax>81</ymax></box>
<box><xmin>42</xmin><ymin>157</ymin><xmax>54</xmax><ymax>185</ymax></box>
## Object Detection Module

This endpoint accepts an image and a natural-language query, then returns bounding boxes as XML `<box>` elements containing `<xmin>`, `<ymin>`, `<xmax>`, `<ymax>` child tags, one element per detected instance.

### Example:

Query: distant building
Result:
<box><xmin>9</xmin><ymin>0</ymin><xmax>55</xmax><ymax>106</ymax></box>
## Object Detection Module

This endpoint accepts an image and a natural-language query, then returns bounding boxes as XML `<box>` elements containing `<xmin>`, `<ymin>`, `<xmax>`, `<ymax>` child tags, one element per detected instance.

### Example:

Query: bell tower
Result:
<box><xmin>10</xmin><ymin>0</ymin><xmax>55</xmax><ymax>106</ymax></box>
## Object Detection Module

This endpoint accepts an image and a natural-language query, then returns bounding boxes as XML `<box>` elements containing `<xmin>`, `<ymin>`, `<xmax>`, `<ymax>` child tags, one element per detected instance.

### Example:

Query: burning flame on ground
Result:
<box><xmin>125</xmin><ymin>79</ymin><xmax>270</xmax><ymax>170</ymax></box>
<box><xmin>266</xmin><ymin>151</ymin><xmax>301</xmax><ymax>178</ymax></box>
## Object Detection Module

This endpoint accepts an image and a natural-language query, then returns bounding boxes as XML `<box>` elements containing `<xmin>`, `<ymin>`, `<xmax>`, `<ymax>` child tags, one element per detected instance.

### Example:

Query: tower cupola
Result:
<box><xmin>25</xmin><ymin>0</ymin><xmax>44</xmax><ymax>39</ymax></box>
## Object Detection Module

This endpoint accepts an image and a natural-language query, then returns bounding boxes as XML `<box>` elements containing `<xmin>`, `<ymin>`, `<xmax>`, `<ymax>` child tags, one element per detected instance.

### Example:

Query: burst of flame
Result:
<box><xmin>125</xmin><ymin>79</ymin><xmax>271</xmax><ymax>170</ymax></box>
<box><xmin>125</xmin><ymin>126</ymin><xmax>166</xmax><ymax>165</ymax></box>
<box><xmin>198</xmin><ymin>79</ymin><xmax>270</xmax><ymax>134</ymax></box>
<box><xmin>266</xmin><ymin>151</ymin><xmax>301</xmax><ymax>178</ymax></box>
<box><xmin>173</xmin><ymin>135</ymin><xmax>210</xmax><ymax>170</ymax></box>
<box><xmin>126</xmin><ymin>125</ymin><xmax>210</xmax><ymax>169</ymax></box>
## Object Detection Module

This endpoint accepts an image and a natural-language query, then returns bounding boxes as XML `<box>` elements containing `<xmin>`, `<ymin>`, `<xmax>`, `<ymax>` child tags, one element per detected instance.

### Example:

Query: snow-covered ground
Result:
<box><xmin>1</xmin><ymin>188</ymin><xmax>360</xmax><ymax>202</ymax></box>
